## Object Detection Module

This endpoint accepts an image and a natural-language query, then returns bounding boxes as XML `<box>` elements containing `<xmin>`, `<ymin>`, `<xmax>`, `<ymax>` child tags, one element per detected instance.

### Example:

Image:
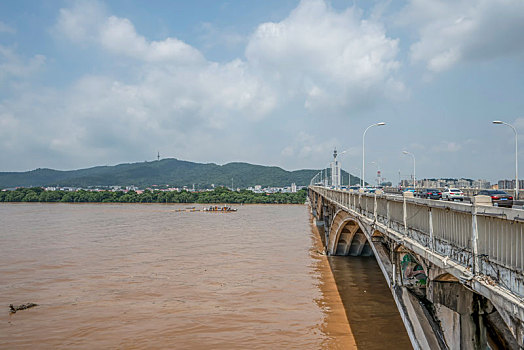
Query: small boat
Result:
<box><xmin>203</xmin><ymin>206</ymin><xmax>237</xmax><ymax>212</ymax></box>
<box><xmin>174</xmin><ymin>207</ymin><xmax>199</xmax><ymax>212</ymax></box>
<box><xmin>174</xmin><ymin>206</ymin><xmax>237</xmax><ymax>213</ymax></box>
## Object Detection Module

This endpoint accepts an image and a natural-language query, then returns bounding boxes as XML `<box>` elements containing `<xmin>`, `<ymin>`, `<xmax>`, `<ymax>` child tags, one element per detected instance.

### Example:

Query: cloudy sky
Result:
<box><xmin>1</xmin><ymin>0</ymin><xmax>524</xmax><ymax>184</ymax></box>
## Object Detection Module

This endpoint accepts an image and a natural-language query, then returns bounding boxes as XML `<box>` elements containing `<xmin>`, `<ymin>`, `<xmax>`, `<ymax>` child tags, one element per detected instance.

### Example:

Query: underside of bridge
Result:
<box><xmin>333</xmin><ymin>220</ymin><xmax>374</xmax><ymax>256</ymax></box>
<box><xmin>310</xmin><ymin>191</ymin><xmax>522</xmax><ymax>350</ymax></box>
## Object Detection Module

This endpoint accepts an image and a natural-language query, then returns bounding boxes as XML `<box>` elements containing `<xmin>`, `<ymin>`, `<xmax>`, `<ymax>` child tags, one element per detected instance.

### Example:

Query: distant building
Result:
<box><xmin>400</xmin><ymin>179</ymin><xmax>412</xmax><ymax>188</ymax></box>
<box><xmin>498</xmin><ymin>179</ymin><xmax>524</xmax><ymax>190</ymax></box>
<box><xmin>291</xmin><ymin>183</ymin><xmax>297</xmax><ymax>193</ymax></box>
<box><xmin>457</xmin><ymin>179</ymin><xmax>471</xmax><ymax>188</ymax></box>
<box><xmin>472</xmin><ymin>179</ymin><xmax>490</xmax><ymax>189</ymax></box>
<box><xmin>416</xmin><ymin>178</ymin><xmax>488</xmax><ymax>189</ymax></box>
<box><xmin>498</xmin><ymin>180</ymin><xmax>513</xmax><ymax>190</ymax></box>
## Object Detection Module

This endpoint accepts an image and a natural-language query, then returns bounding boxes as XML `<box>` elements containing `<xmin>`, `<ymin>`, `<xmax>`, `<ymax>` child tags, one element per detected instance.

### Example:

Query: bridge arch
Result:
<box><xmin>327</xmin><ymin>210</ymin><xmax>373</xmax><ymax>256</ymax></box>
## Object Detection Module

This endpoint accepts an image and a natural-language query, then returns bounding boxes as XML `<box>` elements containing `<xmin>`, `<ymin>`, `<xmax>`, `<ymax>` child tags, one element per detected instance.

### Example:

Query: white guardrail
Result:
<box><xmin>310</xmin><ymin>186</ymin><xmax>524</xmax><ymax>297</ymax></box>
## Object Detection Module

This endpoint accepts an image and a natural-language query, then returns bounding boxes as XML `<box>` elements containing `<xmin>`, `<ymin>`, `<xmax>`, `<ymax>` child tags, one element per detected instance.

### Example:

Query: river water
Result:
<box><xmin>0</xmin><ymin>203</ymin><xmax>410</xmax><ymax>349</ymax></box>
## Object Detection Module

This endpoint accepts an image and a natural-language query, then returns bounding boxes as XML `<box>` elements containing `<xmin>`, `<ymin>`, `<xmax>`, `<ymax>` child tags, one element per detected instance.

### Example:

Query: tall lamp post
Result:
<box><xmin>362</xmin><ymin>122</ymin><xmax>386</xmax><ymax>187</ymax></box>
<box><xmin>402</xmin><ymin>151</ymin><xmax>416</xmax><ymax>189</ymax></box>
<box><xmin>310</xmin><ymin>171</ymin><xmax>322</xmax><ymax>186</ymax></box>
<box><xmin>493</xmin><ymin>121</ymin><xmax>519</xmax><ymax>199</ymax></box>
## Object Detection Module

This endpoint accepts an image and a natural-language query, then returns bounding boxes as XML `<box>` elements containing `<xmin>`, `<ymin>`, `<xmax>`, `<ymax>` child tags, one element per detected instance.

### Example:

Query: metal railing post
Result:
<box><xmin>386</xmin><ymin>201</ymin><xmax>391</xmax><ymax>228</ymax></box>
<box><xmin>403</xmin><ymin>196</ymin><xmax>408</xmax><ymax>235</ymax></box>
<box><xmin>374</xmin><ymin>192</ymin><xmax>378</xmax><ymax>222</ymax></box>
<box><xmin>471</xmin><ymin>204</ymin><xmax>480</xmax><ymax>275</ymax></box>
<box><xmin>429</xmin><ymin>208</ymin><xmax>434</xmax><ymax>250</ymax></box>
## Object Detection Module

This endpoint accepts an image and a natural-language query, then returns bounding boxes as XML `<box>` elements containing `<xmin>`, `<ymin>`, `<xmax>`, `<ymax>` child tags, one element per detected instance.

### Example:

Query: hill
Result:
<box><xmin>0</xmin><ymin>158</ymin><xmax>360</xmax><ymax>189</ymax></box>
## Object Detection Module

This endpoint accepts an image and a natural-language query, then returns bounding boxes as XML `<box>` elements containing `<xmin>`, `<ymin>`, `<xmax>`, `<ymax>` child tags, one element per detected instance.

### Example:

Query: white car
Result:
<box><xmin>442</xmin><ymin>188</ymin><xmax>464</xmax><ymax>201</ymax></box>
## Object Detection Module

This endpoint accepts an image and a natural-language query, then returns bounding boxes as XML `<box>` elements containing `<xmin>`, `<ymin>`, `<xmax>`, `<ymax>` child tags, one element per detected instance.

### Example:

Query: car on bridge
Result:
<box><xmin>442</xmin><ymin>188</ymin><xmax>464</xmax><ymax>201</ymax></box>
<box><xmin>417</xmin><ymin>188</ymin><xmax>442</xmax><ymax>200</ymax></box>
<box><xmin>475</xmin><ymin>189</ymin><xmax>513</xmax><ymax>208</ymax></box>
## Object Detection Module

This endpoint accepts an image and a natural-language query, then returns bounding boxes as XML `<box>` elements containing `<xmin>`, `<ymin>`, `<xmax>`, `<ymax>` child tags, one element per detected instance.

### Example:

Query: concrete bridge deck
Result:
<box><xmin>309</xmin><ymin>186</ymin><xmax>524</xmax><ymax>349</ymax></box>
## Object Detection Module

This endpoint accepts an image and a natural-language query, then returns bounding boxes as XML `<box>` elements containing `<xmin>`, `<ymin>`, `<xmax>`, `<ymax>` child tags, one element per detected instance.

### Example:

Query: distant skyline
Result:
<box><xmin>1</xmin><ymin>0</ymin><xmax>524</xmax><ymax>183</ymax></box>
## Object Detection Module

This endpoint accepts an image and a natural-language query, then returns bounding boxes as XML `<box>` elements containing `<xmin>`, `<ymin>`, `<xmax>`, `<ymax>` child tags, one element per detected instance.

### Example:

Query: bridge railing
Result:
<box><xmin>310</xmin><ymin>186</ymin><xmax>524</xmax><ymax>297</ymax></box>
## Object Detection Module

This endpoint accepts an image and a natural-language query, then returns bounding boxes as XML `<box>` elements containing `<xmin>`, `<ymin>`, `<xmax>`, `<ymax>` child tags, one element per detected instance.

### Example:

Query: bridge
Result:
<box><xmin>309</xmin><ymin>186</ymin><xmax>524</xmax><ymax>349</ymax></box>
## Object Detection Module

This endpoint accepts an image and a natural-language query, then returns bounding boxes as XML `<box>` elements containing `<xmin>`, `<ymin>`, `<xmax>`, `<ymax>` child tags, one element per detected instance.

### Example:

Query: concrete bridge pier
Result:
<box><xmin>426</xmin><ymin>267</ymin><xmax>521</xmax><ymax>349</ymax></box>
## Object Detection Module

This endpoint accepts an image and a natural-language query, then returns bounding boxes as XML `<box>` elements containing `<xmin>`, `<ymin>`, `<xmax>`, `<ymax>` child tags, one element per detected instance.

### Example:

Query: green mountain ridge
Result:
<box><xmin>0</xmin><ymin>158</ymin><xmax>360</xmax><ymax>189</ymax></box>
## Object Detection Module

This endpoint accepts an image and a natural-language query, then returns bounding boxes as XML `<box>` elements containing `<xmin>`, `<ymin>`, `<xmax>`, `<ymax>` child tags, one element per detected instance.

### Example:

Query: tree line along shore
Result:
<box><xmin>0</xmin><ymin>187</ymin><xmax>307</xmax><ymax>204</ymax></box>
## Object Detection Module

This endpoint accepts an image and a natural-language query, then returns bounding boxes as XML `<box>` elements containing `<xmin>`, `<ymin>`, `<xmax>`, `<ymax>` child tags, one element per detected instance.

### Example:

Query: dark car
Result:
<box><xmin>476</xmin><ymin>190</ymin><xmax>513</xmax><ymax>208</ymax></box>
<box><xmin>418</xmin><ymin>188</ymin><xmax>442</xmax><ymax>199</ymax></box>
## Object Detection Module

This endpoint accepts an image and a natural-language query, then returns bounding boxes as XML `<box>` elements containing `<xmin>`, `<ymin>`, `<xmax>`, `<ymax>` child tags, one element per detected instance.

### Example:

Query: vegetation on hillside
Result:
<box><xmin>0</xmin><ymin>187</ymin><xmax>308</xmax><ymax>204</ymax></box>
<box><xmin>0</xmin><ymin>158</ymin><xmax>358</xmax><ymax>189</ymax></box>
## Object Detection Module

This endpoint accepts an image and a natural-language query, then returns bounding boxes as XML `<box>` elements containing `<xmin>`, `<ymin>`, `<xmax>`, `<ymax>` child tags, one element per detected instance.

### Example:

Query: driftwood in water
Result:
<box><xmin>9</xmin><ymin>303</ymin><xmax>38</xmax><ymax>314</ymax></box>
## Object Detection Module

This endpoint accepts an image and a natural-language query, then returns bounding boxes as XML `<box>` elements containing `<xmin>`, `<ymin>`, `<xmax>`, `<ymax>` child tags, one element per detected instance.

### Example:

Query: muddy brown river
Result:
<box><xmin>0</xmin><ymin>203</ymin><xmax>410</xmax><ymax>349</ymax></box>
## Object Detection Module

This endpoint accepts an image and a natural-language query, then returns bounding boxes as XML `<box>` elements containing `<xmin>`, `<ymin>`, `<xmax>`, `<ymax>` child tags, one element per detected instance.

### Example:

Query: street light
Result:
<box><xmin>310</xmin><ymin>171</ymin><xmax>322</xmax><ymax>186</ymax></box>
<box><xmin>402</xmin><ymin>151</ymin><xmax>416</xmax><ymax>189</ymax></box>
<box><xmin>362</xmin><ymin>122</ymin><xmax>386</xmax><ymax>187</ymax></box>
<box><xmin>493</xmin><ymin>121</ymin><xmax>519</xmax><ymax>199</ymax></box>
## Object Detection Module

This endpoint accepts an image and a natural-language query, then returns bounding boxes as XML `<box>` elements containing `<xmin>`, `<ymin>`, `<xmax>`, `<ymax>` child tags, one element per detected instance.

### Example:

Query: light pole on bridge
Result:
<box><xmin>310</xmin><ymin>171</ymin><xmax>322</xmax><ymax>186</ymax></box>
<box><xmin>493</xmin><ymin>120</ymin><xmax>519</xmax><ymax>199</ymax></box>
<box><xmin>362</xmin><ymin>122</ymin><xmax>386</xmax><ymax>188</ymax></box>
<box><xmin>402</xmin><ymin>150</ymin><xmax>416</xmax><ymax>189</ymax></box>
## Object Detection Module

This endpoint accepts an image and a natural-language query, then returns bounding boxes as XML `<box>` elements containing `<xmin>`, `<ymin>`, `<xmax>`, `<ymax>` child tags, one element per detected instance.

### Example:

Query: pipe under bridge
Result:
<box><xmin>309</xmin><ymin>186</ymin><xmax>524</xmax><ymax>349</ymax></box>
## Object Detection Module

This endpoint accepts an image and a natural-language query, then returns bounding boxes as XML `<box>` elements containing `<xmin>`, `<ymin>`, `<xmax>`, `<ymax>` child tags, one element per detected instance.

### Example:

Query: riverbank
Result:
<box><xmin>0</xmin><ymin>187</ymin><xmax>307</xmax><ymax>204</ymax></box>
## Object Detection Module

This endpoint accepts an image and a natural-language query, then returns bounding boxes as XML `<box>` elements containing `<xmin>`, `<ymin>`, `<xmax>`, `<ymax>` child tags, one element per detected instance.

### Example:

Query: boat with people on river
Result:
<box><xmin>202</xmin><ymin>206</ymin><xmax>237</xmax><ymax>212</ymax></box>
<box><xmin>174</xmin><ymin>206</ymin><xmax>237</xmax><ymax>213</ymax></box>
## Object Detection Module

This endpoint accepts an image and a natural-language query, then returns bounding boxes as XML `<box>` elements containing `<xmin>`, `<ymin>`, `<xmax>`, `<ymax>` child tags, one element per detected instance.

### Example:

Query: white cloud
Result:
<box><xmin>51</xmin><ymin>0</ymin><xmax>404</xmax><ymax>121</ymax></box>
<box><xmin>54</xmin><ymin>0</ymin><xmax>107</xmax><ymax>43</ymax></box>
<box><xmin>246</xmin><ymin>0</ymin><xmax>404</xmax><ymax>110</ymax></box>
<box><xmin>52</xmin><ymin>0</ymin><xmax>277</xmax><ymax>125</ymax></box>
<box><xmin>55</xmin><ymin>1</ymin><xmax>204</xmax><ymax>64</ymax></box>
<box><xmin>0</xmin><ymin>45</ymin><xmax>45</xmax><ymax>81</ymax></box>
<box><xmin>402</xmin><ymin>0</ymin><xmax>524</xmax><ymax>72</ymax></box>
<box><xmin>99</xmin><ymin>16</ymin><xmax>205</xmax><ymax>64</ymax></box>
<box><xmin>1</xmin><ymin>0</ymin><xmax>408</xmax><ymax>171</ymax></box>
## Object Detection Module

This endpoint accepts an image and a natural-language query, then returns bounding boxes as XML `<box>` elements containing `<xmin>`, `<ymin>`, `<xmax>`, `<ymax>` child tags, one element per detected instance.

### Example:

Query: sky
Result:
<box><xmin>1</xmin><ymin>0</ymin><xmax>524</xmax><ymax>184</ymax></box>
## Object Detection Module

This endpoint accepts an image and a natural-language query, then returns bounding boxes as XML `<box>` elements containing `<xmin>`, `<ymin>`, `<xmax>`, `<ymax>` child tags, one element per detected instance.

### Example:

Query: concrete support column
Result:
<box><xmin>429</xmin><ymin>279</ymin><xmax>488</xmax><ymax>349</ymax></box>
<box><xmin>391</xmin><ymin>248</ymin><xmax>398</xmax><ymax>286</ymax></box>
